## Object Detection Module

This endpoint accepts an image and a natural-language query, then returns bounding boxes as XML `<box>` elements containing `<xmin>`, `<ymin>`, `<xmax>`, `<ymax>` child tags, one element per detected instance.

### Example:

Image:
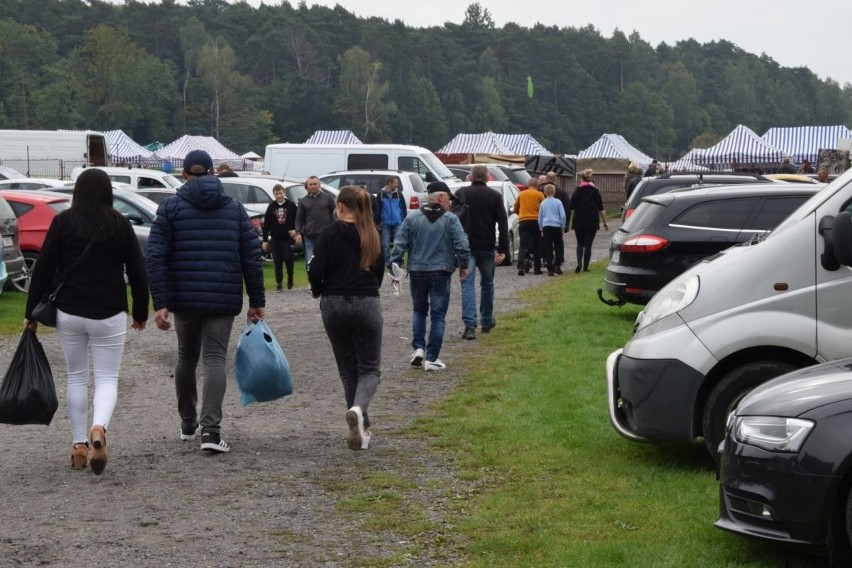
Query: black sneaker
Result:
<box><xmin>200</xmin><ymin>432</ymin><xmax>230</xmax><ymax>453</ymax></box>
<box><xmin>180</xmin><ymin>421</ymin><xmax>198</xmax><ymax>441</ymax></box>
<box><xmin>482</xmin><ymin>319</ymin><xmax>496</xmax><ymax>333</ymax></box>
<box><xmin>462</xmin><ymin>326</ymin><xmax>476</xmax><ymax>340</ymax></box>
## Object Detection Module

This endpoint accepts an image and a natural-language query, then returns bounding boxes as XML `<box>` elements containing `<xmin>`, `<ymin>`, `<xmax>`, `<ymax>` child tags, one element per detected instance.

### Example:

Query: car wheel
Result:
<box><xmin>11</xmin><ymin>252</ymin><xmax>38</xmax><ymax>293</ymax></box>
<box><xmin>502</xmin><ymin>233</ymin><xmax>514</xmax><ymax>266</ymax></box>
<box><xmin>702</xmin><ymin>361</ymin><xmax>797</xmax><ymax>459</ymax></box>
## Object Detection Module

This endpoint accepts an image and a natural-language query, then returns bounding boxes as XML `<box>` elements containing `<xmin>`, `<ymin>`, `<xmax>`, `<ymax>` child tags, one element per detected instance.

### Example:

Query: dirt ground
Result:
<box><xmin>0</xmin><ymin>226</ymin><xmax>617</xmax><ymax>568</ymax></box>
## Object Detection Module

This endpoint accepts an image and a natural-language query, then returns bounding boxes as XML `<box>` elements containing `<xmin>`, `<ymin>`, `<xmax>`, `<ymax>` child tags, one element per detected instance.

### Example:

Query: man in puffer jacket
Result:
<box><xmin>146</xmin><ymin>149</ymin><xmax>266</xmax><ymax>455</ymax></box>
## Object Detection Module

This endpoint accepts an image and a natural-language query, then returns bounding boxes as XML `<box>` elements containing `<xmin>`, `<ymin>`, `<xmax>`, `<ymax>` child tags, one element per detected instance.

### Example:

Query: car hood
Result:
<box><xmin>736</xmin><ymin>358</ymin><xmax>852</xmax><ymax>417</ymax></box>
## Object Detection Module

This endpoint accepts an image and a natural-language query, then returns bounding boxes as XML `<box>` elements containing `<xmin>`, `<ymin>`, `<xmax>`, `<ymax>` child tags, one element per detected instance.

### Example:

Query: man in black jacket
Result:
<box><xmin>455</xmin><ymin>165</ymin><xmax>509</xmax><ymax>340</ymax></box>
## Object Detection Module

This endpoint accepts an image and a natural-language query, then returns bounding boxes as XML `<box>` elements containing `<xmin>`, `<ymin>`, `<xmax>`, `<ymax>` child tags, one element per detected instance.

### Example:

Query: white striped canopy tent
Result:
<box><xmin>669</xmin><ymin>148</ymin><xmax>709</xmax><ymax>172</ymax></box>
<box><xmin>577</xmin><ymin>134</ymin><xmax>653</xmax><ymax>170</ymax></box>
<box><xmin>437</xmin><ymin>132</ymin><xmax>513</xmax><ymax>154</ymax></box>
<box><xmin>697</xmin><ymin>125</ymin><xmax>788</xmax><ymax>170</ymax></box>
<box><xmin>103</xmin><ymin>130</ymin><xmax>158</xmax><ymax>160</ymax></box>
<box><xmin>304</xmin><ymin>130</ymin><xmax>362</xmax><ymax>144</ymax></box>
<box><xmin>761</xmin><ymin>125</ymin><xmax>852</xmax><ymax>165</ymax></box>
<box><xmin>156</xmin><ymin>135</ymin><xmax>241</xmax><ymax>161</ymax></box>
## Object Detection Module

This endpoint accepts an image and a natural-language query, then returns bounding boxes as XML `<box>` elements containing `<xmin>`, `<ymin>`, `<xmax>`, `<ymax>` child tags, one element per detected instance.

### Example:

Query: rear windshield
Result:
<box><xmin>0</xmin><ymin>196</ymin><xmax>16</xmax><ymax>219</ymax></box>
<box><xmin>621</xmin><ymin>202</ymin><xmax>666</xmax><ymax>232</ymax></box>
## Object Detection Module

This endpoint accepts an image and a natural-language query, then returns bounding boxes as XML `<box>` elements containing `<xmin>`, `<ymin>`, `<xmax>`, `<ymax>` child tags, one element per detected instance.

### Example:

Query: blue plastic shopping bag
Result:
<box><xmin>234</xmin><ymin>320</ymin><xmax>293</xmax><ymax>406</ymax></box>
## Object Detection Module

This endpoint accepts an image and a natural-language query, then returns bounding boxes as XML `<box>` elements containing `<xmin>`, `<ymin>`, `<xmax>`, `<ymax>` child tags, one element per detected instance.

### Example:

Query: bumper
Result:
<box><xmin>606</xmin><ymin>349</ymin><xmax>706</xmax><ymax>443</ymax></box>
<box><xmin>604</xmin><ymin>263</ymin><xmax>665</xmax><ymax>305</ymax></box>
<box><xmin>3</xmin><ymin>253</ymin><xmax>24</xmax><ymax>281</ymax></box>
<box><xmin>716</xmin><ymin>440</ymin><xmax>835</xmax><ymax>549</ymax></box>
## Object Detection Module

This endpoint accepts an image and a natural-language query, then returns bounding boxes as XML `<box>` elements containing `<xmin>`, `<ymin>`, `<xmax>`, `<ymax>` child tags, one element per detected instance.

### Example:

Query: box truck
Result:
<box><xmin>606</xmin><ymin>168</ymin><xmax>852</xmax><ymax>457</ymax></box>
<box><xmin>0</xmin><ymin>130</ymin><xmax>110</xmax><ymax>178</ymax></box>
<box><xmin>263</xmin><ymin>143</ymin><xmax>460</xmax><ymax>184</ymax></box>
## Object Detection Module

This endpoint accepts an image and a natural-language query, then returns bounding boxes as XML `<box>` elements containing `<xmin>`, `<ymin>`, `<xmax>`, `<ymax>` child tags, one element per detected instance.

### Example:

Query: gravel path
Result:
<box><xmin>0</xmin><ymin>225</ymin><xmax>617</xmax><ymax>567</ymax></box>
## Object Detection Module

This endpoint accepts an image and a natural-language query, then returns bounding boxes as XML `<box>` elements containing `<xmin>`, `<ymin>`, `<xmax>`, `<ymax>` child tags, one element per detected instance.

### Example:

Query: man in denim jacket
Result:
<box><xmin>389</xmin><ymin>182</ymin><xmax>469</xmax><ymax>371</ymax></box>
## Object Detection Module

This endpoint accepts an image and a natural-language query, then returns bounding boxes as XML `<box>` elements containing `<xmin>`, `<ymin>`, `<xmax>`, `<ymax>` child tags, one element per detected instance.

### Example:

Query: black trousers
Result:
<box><xmin>518</xmin><ymin>220</ymin><xmax>542</xmax><ymax>272</ymax></box>
<box><xmin>270</xmin><ymin>238</ymin><xmax>295</xmax><ymax>285</ymax></box>
<box><xmin>574</xmin><ymin>229</ymin><xmax>597</xmax><ymax>269</ymax></box>
<box><xmin>541</xmin><ymin>226</ymin><xmax>562</xmax><ymax>271</ymax></box>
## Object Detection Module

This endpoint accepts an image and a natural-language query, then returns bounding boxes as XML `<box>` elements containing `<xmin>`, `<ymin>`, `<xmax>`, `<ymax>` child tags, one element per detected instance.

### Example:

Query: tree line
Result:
<box><xmin>1</xmin><ymin>0</ymin><xmax>850</xmax><ymax>160</ymax></box>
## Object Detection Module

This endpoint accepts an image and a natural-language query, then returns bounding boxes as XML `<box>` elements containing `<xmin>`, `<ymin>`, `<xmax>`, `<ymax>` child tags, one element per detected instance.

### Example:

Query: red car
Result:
<box><xmin>0</xmin><ymin>190</ymin><xmax>71</xmax><ymax>292</ymax></box>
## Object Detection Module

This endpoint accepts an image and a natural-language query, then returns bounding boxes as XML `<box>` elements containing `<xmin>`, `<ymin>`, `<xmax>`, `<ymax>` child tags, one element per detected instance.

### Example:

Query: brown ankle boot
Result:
<box><xmin>89</xmin><ymin>425</ymin><xmax>108</xmax><ymax>475</ymax></box>
<box><xmin>70</xmin><ymin>442</ymin><xmax>88</xmax><ymax>470</ymax></box>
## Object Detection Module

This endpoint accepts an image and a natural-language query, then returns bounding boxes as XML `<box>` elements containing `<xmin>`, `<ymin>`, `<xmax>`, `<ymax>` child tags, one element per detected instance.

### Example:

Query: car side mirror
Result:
<box><xmin>833</xmin><ymin>212</ymin><xmax>852</xmax><ymax>267</ymax></box>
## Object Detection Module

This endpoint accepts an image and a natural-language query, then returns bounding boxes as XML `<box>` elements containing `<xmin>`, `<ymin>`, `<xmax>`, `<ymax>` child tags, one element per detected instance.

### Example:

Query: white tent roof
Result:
<box><xmin>437</xmin><ymin>132</ymin><xmax>551</xmax><ymax>155</ymax></box>
<box><xmin>103</xmin><ymin>130</ymin><xmax>157</xmax><ymax>159</ymax></box>
<box><xmin>761</xmin><ymin>125</ymin><xmax>852</xmax><ymax>164</ymax></box>
<box><xmin>577</xmin><ymin>134</ymin><xmax>653</xmax><ymax>169</ymax></box>
<box><xmin>305</xmin><ymin>130</ymin><xmax>362</xmax><ymax>144</ymax></box>
<box><xmin>156</xmin><ymin>135</ymin><xmax>241</xmax><ymax>161</ymax></box>
<box><xmin>669</xmin><ymin>148</ymin><xmax>709</xmax><ymax>172</ymax></box>
<box><xmin>697</xmin><ymin>125</ymin><xmax>787</xmax><ymax>169</ymax></box>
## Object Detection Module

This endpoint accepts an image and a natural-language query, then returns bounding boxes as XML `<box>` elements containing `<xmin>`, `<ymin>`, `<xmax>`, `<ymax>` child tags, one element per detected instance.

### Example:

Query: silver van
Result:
<box><xmin>606</xmin><ymin>167</ymin><xmax>852</xmax><ymax>457</ymax></box>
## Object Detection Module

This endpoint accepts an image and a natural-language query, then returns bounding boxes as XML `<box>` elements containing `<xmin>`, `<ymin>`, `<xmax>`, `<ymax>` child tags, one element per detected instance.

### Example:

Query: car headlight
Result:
<box><xmin>733</xmin><ymin>416</ymin><xmax>814</xmax><ymax>453</ymax></box>
<box><xmin>635</xmin><ymin>275</ymin><xmax>699</xmax><ymax>331</ymax></box>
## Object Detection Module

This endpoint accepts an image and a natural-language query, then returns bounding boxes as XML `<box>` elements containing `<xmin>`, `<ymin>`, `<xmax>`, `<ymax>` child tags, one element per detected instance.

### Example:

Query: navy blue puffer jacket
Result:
<box><xmin>146</xmin><ymin>175</ymin><xmax>265</xmax><ymax>315</ymax></box>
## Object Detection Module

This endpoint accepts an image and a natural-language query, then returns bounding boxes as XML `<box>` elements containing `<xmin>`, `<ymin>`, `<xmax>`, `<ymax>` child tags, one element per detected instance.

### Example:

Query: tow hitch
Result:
<box><xmin>597</xmin><ymin>288</ymin><xmax>626</xmax><ymax>307</ymax></box>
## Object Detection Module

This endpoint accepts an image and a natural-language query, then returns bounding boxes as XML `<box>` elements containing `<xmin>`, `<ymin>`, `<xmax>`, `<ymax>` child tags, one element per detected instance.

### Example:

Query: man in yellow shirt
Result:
<box><xmin>512</xmin><ymin>178</ymin><xmax>545</xmax><ymax>275</ymax></box>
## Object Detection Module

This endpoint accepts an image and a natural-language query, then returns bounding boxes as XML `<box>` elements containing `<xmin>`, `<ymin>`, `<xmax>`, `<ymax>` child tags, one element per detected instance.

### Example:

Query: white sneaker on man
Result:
<box><xmin>409</xmin><ymin>348</ymin><xmax>425</xmax><ymax>367</ymax></box>
<box><xmin>424</xmin><ymin>359</ymin><xmax>446</xmax><ymax>371</ymax></box>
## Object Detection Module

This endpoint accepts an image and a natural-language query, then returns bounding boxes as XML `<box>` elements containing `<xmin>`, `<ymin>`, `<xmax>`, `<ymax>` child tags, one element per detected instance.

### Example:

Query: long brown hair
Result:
<box><xmin>337</xmin><ymin>186</ymin><xmax>380</xmax><ymax>271</ymax></box>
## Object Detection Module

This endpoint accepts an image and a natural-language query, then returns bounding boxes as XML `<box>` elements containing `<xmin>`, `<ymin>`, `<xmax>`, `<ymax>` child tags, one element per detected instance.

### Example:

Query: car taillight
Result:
<box><xmin>624</xmin><ymin>208</ymin><xmax>636</xmax><ymax>219</ymax></box>
<box><xmin>620</xmin><ymin>235</ymin><xmax>669</xmax><ymax>253</ymax></box>
<box><xmin>410</xmin><ymin>195</ymin><xmax>420</xmax><ymax>209</ymax></box>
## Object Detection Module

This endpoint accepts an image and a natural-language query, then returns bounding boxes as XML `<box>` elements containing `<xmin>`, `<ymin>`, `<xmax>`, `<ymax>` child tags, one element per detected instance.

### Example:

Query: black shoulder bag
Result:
<box><xmin>31</xmin><ymin>242</ymin><xmax>93</xmax><ymax>327</ymax></box>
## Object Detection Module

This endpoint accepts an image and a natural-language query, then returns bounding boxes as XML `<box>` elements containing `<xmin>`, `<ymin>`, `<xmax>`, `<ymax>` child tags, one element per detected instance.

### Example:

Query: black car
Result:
<box><xmin>622</xmin><ymin>171</ymin><xmax>770</xmax><ymax>221</ymax></box>
<box><xmin>717</xmin><ymin>357</ymin><xmax>852</xmax><ymax>562</ymax></box>
<box><xmin>604</xmin><ymin>183</ymin><xmax>821</xmax><ymax>305</ymax></box>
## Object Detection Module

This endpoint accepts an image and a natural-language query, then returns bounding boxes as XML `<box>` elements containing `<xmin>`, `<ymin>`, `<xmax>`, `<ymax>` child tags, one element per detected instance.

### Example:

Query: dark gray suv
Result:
<box><xmin>0</xmin><ymin>194</ymin><xmax>26</xmax><ymax>290</ymax></box>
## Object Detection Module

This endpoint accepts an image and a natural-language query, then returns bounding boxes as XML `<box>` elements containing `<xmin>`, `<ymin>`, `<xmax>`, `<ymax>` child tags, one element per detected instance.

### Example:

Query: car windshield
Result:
<box><xmin>419</xmin><ymin>152</ymin><xmax>458</xmax><ymax>181</ymax></box>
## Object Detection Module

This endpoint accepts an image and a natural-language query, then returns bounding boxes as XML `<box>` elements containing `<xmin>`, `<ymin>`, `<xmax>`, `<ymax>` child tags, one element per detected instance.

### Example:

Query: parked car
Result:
<box><xmin>603</xmin><ymin>183</ymin><xmax>822</xmax><ymax>305</ymax></box>
<box><xmin>622</xmin><ymin>172</ymin><xmax>771</xmax><ymax>221</ymax></box>
<box><xmin>0</xmin><ymin>194</ymin><xmax>25</xmax><ymax>290</ymax></box>
<box><xmin>71</xmin><ymin>166</ymin><xmax>183</xmax><ymax>190</ymax></box>
<box><xmin>127</xmin><ymin>187</ymin><xmax>176</xmax><ymax>205</ymax></box>
<box><xmin>0</xmin><ymin>178</ymin><xmax>67</xmax><ymax>190</ymax></box>
<box><xmin>446</xmin><ymin>164</ymin><xmax>511</xmax><ymax>182</ymax></box>
<box><xmin>0</xmin><ymin>190</ymin><xmax>71</xmax><ymax>292</ymax></box>
<box><xmin>716</xmin><ymin>357</ymin><xmax>852</xmax><ymax>562</ymax></box>
<box><xmin>319</xmin><ymin>170</ymin><xmax>426</xmax><ymax>211</ymax></box>
<box><xmin>0</xmin><ymin>166</ymin><xmax>25</xmax><ymax>180</ymax></box>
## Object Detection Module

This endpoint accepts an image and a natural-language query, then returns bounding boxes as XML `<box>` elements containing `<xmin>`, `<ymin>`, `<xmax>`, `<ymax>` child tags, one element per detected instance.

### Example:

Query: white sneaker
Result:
<box><xmin>424</xmin><ymin>359</ymin><xmax>446</xmax><ymax>371</ymax></box>
<box><xmin>361</xmin><ymin>430</ymin><xmax>372</xmax><ymax>450</ymax></box>
<box><xmin>345</xmin><ymin>406</ymin><xmax>365</xmax><ymax>451</ymax></box>
<box><xmin>409</xmin><ymin>348</ymin><xmax>425</xmax><ymax>367</ymax></box>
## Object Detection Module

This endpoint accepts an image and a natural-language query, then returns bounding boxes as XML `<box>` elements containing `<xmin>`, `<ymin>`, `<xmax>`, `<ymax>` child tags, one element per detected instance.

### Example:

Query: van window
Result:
<box><xmin>348</xmin><ymin>154</ymin><xmax>388</xmax><ymax>170</ymax></box>
<box><xmin>748</xmin><ymin>196</ymin><xmax>811</xmax><ymax>230</ymax></box>
<box><xmin>673</xmin><ymin>199</ymin><xmax>758</xmax><ymax>230</ymax></box>
<box><xmin>399</xmin><ymin>156</ymin><xmax>434</xmax><ymax>182</ymax></box>
<box><xmin>138</xmin><ymin>176</ymin><xmax>167</xmax><ymax>189</ymax></box>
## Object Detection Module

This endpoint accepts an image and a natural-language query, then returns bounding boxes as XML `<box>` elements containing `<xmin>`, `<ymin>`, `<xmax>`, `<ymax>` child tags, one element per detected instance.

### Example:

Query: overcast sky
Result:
<box><xmin>230</xmin><ymin>0</ymin><xmax>849</xmax><ymax>86</ymax></box>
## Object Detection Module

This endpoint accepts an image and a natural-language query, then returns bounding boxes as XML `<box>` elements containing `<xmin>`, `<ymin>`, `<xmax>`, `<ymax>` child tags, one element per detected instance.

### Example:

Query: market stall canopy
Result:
<box><xmin>305</xmin><ymin>130</ymin><xmax>362</xmax><ymax>144</ymax></box>
<box><xmin>670</xmin><ymin>148</ymin><xmax>709</xmax><ymax>172</ymax></box>
<box><xmin>241</xmin><ymin>151</ymin><xmax>261</xmax><ymax>160</ymax></box>
<box><xmin>577</xmin><ymin>134</ymin><xmax>653</xmax><ymax>170</ymax></box>
<box><xmin>697</xmin><ymin>125</ymin><xmax>787</xmax><ymax>170</ymax></box>
<box><xmin>157</xmin><ymin>135</ymin><xmax>241</xmax><ymax>161</ymax></box>
<box><xmin>761</xmin><ymin>125</ymin><xmax>852</xmax><ymax>165</ymax></box>
<box><xmin>437</xmin><ymin>132</ymin><xmax>551</xmax><ymax>155</ymax></box>
<box><xmin>103</xmin><ymin>130</ymin><xmax>157</xmax><ymax>160</ymax></box>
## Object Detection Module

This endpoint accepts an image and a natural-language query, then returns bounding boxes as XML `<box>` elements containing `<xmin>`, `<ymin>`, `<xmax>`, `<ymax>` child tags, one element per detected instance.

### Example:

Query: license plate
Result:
<box><xmin>611</xmin><ymin>250</ymin><xmax>620</xmax><ymax>264</ymax></box>
<box><xmin>2</xmin><ymin>236</ymin><xmax>12</xmax><ymax>248</ymax></box>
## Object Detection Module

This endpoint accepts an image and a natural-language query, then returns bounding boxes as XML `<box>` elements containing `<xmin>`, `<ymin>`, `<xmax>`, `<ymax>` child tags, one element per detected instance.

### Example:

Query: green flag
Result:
<box><xmin>527</xmin><ymin>75</ymin><xmax>534</xmax><ymax>99</ymax></box>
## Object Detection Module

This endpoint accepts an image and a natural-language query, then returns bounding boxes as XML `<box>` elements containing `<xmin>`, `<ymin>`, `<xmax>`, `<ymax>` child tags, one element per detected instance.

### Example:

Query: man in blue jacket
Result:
<box><xmin>379</xmin><ymin>176</ymin><xmax>407</xmax><ymax>268</ymax></box>
<box><xmin>389</xmin><ymin>181</ymin><xmax>469</xmax><ymax>371</ymax></box>
<box><xmin>146</xmin><ymin>149</ymin><xmax>266</xmax><ymax>454</ymax></box>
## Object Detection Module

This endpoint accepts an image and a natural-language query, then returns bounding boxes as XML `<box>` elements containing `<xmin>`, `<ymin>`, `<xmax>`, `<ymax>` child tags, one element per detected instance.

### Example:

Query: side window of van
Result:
<box><xmin>398</xmin><ymin>157</ymin><xmax>431</xmax><ymax>181</ymax></box>
<box><xmin>348</xmin><ymin>154</ymin><xmax>387</xmax><ymax>169</ymax></box>
<box><xmin>138</xmin><ymin>176</ymin><xmax>166</xmax><ymax>189</ymax></box>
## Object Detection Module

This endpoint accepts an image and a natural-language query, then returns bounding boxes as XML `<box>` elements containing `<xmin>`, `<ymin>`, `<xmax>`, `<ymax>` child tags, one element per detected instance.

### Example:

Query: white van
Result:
<box><xmin>606</xmin><ymin>168</ymin><xmax>852</xmax><ymax>456</ymax></box>
<box><xmin>71</xmin><ymin>166</ymin><xmax>182</xmax><ymax>190</ymax></box>
<box><xmin>263</xmin><ymin>143</ymin><xmax>460</xmax><ymax>184</ymax></box>
<box><xmin>0</xmin><ymin>130</ymin><xmax>109</xmax><ymax>177</ymax></box>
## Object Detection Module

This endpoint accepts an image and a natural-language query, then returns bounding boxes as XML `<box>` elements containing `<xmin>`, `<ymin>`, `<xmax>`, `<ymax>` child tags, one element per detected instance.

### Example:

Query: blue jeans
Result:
<box><xmin>381</xmin><ymin>224</ymin><xmax>401</xmax><ymax>267</ymax></box>
<box><xmin>409</xmin><ymin>271</ymin><xmax>451</xmax><ymax>363</ymax></box>
<box><xmin>303</xmin><ymin>236</ymin><xmax>317</xmax><ymax>273</ymax></box>
<box><xmin>320</xmin><ymin>296</ymin><xmax>383</xmax><ymax>428</ymax></box>
<box><xmin>460</xmin><ymin>250</ymin><xmax>495</xmax><ymax>329</ymax></box>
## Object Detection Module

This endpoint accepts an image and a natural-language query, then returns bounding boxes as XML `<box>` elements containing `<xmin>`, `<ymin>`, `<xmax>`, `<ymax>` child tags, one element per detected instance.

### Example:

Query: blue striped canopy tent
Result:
<box><xmin>577</xmin><ymin>134</ymin><xmax>653</xmax><ymax>170</ymax></box>
<box><xmin>494</xmin><ymin>133</ymin><xmax>552</xmax><ymax>155</ymax></box>
<box><xmin>670</xmin><ymin>148</ymin><xmax>709</xmax><ymax>172</ymax></box>
<box><xmin>305</xmin><ymin>130</ymin><xmax>362</xmax><ymax>144</ymax></box>
<box><xmin>103</xmin><ymin>130</ymin><xmax>158</xmax><ymax>160</ymax></box>
<box><xmin>761</xmin><ymin>125</ymin><xmax>852</xmax><ymax>165</ymax></box>
<box><xmin>697</xmin><ymin>125</ymin><xmax>787</xmax><ymax>170</ymax></box>
<box><xmin>156</xmin><ymin>135</ymin><xmax>241</xmax><ymax>161</ymax></box>
<box><xmin>437</xmin><ymin>132</ymin><xmax>514</xmax><ymax>154</ymax></box>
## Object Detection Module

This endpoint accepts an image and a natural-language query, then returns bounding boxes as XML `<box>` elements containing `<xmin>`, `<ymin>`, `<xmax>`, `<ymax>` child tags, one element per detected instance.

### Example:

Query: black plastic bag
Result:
<box><xmin>0</xmin><ymin>328</ymin><xmax>58</xmax><ymax>425</ymax></box>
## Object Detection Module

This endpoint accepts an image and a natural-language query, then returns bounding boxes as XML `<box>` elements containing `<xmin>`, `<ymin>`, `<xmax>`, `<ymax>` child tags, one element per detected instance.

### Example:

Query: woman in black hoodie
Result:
<box><xmin>309</xmin><ymin>186</ymin><xmax>384</xmax><ymax>450</ymax></box>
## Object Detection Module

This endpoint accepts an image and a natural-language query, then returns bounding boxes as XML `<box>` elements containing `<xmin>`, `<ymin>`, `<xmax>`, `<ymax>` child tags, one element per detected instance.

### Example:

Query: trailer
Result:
<box><xmin>0</xmin><ymin>130</ymin><xmax>110</xmax><ymax>179</ymax></box>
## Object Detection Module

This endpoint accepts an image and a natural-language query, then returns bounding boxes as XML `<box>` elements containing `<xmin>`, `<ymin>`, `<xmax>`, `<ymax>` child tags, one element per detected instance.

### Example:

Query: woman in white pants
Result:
<box><xmin>25</xmin><ymin>169</ymin><xmax>148</xmax><ymax>475</ymax></box>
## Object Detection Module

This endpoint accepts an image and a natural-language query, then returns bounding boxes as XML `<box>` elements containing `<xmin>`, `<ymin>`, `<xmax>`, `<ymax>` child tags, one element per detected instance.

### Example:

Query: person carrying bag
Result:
<box><xmin>0</xmin><ymin>328</ymin><xmax>58</xmax><ymax>426</ymax></box>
